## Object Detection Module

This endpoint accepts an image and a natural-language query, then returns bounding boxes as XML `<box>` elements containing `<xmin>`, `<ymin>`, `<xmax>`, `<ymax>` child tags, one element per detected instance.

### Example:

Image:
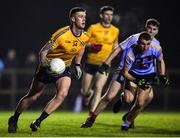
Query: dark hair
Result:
<box><xmin>138</xmin><ymin>31</ymin><xmax>152</xmax><ymax>42</ymax></box>
<box><xmin>100</xmin><ymin>6</ymin><xmax>114</xmax><ymax>14</ymax></box>
<box><xmin>69</xmin><ymin>7</ymin><xmax>86</xmax><ymax>18</ymax></box>
<box><xmin>145</xmin><ymin>18</ymin><xmax>160</xmax><ymax>28</ymax></box>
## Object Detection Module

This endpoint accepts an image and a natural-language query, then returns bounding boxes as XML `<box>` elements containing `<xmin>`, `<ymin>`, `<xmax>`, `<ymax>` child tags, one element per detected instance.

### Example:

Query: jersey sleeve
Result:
<box><xmin>113</xmin><ymin>29</ymin><xmax>120</xmax><ymax>49</ymax></box>
<box><xmin>156</xmin><ymin>47</ymin><xmax>163</xmax><ymax>61</ymax></box>
<box><xmin>119</xmin><ymin>35</ymin><xmax>137</xmax><ymax>50</ymax></box>
<box><xmin>49</xmin><ymin>26</ymin><xmax>69</xmax><ymax>49</ymax></box>
<box><xmin>125</xmin><ymin>50</ymin><xmax>135</xmax><ymax>70</ymax></box>
<box><xmin>115</xmin><ymin>29</ymin><xmax>119</xmax><ymax>42</ymax></box>
<box><xmin>50</xmin><ymin>37</ymin><xmax>59</xmax><ymax>49</ymax></box>
<box><xmin>87</xmin><ymin>25</ymin><xmax>93</xmax><ymax>38</ymax></box>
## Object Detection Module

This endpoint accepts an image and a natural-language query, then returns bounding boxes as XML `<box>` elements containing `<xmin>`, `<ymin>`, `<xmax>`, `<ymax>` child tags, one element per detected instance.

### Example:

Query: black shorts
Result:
<box><xmin>130</xmin><ymin>71</ymin><xmax>156</xmax><ymax>84</ymax></box>
<box><xmin>34</xmin><ymin>65</ymin><xmax>71</xmax><ymax>84</ymax></box>
<box><xmin>125</xmin><ymin>71</ymin><xmax>157</xmax><ymax>90</ymax></box>
<box><xmin>84</xmin><ymin>63</ymin><xmax>100</xmax><ymax>75</ymax></box>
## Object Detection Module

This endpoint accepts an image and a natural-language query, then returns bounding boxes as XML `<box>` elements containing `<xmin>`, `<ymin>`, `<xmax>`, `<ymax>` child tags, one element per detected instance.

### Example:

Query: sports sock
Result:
<box><xmin>89</xmin><ymin>111</ymin><xmax>97</xmax><ymax>120</ymax></box>
<box><xmin>13</xmin><ymin>111</ymin><xmax>21</xmax><ymax>123</ymax></box>
<box><xmin>37</xmin><ymin>111</ymin><xmax>49</xmax><ymax>122</ymax></box>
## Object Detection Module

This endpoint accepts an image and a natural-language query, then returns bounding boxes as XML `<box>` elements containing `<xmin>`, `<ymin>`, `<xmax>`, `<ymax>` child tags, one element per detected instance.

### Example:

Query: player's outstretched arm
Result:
<box><xmin>158</xmin><ymin>55</ymin><xmax>170</xmax><ymax>87</ymax></box>
<box><xmin>104</xmin><ymin>46</ymin><xmax>121</xmax><ymax>65</ymax></box>
<box><xmin>98</xmin><ymin>46</ymin><xmax>121</xmax><ymax>75</ymax></box>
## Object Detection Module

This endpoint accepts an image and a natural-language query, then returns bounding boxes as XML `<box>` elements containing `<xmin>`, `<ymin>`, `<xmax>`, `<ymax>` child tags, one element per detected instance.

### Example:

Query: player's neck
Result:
<box><xmin>101</xmin><ymin>22</ymin><xmax>111</xmax><ymax>28</ymax></box>
<box><xmin>70</xmin><ymin>25</ymin><xmax>82</xmax><ymax>37</ymax></box>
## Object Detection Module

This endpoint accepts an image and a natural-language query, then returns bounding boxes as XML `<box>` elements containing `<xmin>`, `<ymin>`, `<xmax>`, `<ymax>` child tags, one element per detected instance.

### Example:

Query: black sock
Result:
<box><xmin>13</xmin><ymin>111</ymin><xmax>21</xmax><ymax>123</ymax></box>
<box><xmin>89</xmin><ymin>111</ymin><xmax>97</xmax><ymax>120</ymax></box>
<box><xmin>37</xmin><ymin>111</ymin><xmax>49</xmax><ymax>122</ymax></box>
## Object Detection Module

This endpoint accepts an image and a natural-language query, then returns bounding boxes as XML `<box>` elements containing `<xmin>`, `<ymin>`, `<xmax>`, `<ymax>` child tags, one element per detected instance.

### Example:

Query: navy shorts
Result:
<box><xmin>125</xmin><ymin>71</ymin><xmax>157</xmax><ymax>90</ymax></box>
<box><xmin>84</xmin><ymin>63</ymin><xmax>100</xmax><ymax>75</ymax></box>
<box><xmin>34</xmin><ymin>65</ymin><xmax>71</xmax><ymax>84</ymax></box>
<box><xmin>130</xmin><ymin>71</ymin><xmax>156</xmax><ymax>84</ymax></box>
<box><xmin>115</xmin><ymin>69</ymin><xmax>126</xmax><ymax>84</ymax></box>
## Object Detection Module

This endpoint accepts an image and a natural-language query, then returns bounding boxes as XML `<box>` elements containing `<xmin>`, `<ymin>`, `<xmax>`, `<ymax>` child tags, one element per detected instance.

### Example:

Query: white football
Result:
<box><xmin>49</xmin><ymin>58</ymin><xmax>65</xmax><ymax>74</ymax></box>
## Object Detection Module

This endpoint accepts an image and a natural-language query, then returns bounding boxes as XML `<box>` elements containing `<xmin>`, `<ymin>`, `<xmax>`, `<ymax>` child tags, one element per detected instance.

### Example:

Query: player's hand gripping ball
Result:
<box><xmin>48</xmin><ymin>58</ymin><xmax>65</xmax><ymax>75</ymax></box>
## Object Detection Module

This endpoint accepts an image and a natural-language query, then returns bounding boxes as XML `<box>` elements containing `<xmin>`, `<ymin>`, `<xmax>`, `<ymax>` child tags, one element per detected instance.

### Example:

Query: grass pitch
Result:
<box><xmin>0</xmin><ymin>111</ymin><xmax>180</xmax><ymax>137</ymax></box>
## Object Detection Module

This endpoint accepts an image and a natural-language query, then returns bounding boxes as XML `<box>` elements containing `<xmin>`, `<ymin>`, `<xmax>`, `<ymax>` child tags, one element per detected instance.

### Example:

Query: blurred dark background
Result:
<box><xmin>0</xmin><ymin>0</ymin><xmax>179</xmax><ymax>111</ymax></box>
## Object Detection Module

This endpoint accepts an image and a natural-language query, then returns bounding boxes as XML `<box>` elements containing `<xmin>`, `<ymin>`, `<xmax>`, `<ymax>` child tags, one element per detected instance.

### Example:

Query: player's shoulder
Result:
<box><xmin>132</xmin><ymin>33</ymin><xmax>140</xmax><ymax>39</ymax></box>
<box><xmin>125</xmin><ymin>33</ymin><xmax>139</xmax><ymax>42</ymax></box>
<box><xmin>110</xmin><ymin>24</ymin><xmax>119</xmax><ymax>32</ymax></box>
<box><xmin>151</xmin><ymin>37</ymin><xmax>161</xmax><ymax>50</ymax></box>
<box><xmin>151</xmin><ymin>43</ymin><xmax>162</xmax><ymax>51</ymax></box>
<box><xmin>52</xmin><ymin>26</ymin><xmax>70</xmax><ymax>39</ymax></box>
<box><xmin>82</xmin><ymin>30</ymin><xmax>90</xmax><ymax>40</ymax></box>
<box><xmin>126</xmin><ymin>47</ymin><xmax>135</xmax><ymax>59</ymax></box>
<box><xmin>152</xmin><ymin>37</ymin><xmax>160</xmax><ymax>45</ymax></box>
<box><xmin>55</xmin><ymin>26</ymin><xmax>70</xmax><ymax>34</ymax></box>
<box><xmin>82</xmin><ymin>30</ymin><xmax>89</xmax><ymax>37</ymax></box>
<box><xmin>88</xmin><ymin>23</ymin><xmax>100</xmax><ymax>29</ymax></box>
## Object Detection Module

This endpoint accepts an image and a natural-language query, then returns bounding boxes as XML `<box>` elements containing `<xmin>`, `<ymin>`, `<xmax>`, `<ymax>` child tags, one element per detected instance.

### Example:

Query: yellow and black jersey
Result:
<box><xmin>47</xmin><ymin>26</ymin><xmax>89</xmax><ymax>66</ymax></box>
<box><xmin>86</xmin><ymin>23</ymin><xmax>119</xmax><ymax>65</ymax></box>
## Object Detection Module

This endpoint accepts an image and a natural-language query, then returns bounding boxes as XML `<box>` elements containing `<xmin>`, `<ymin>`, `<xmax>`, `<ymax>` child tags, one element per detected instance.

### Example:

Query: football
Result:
<box><xmin>49</xmin><ymin>58</ymin><xmax>65</xmax><ymax>74</ymax></box>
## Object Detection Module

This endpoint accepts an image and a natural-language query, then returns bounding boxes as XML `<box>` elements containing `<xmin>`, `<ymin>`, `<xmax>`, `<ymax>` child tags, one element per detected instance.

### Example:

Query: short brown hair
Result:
<box><xmin>145</xmin><ymin>18</ymin><xmax>160</xmax><ymax>28</ymax></box>
<box><xmin>138</xmin><ymin>31</ymin><xmax>152</xmax><ymax>42</ymax></box>
<box><xmin>69</xmin><ymin>7</ymin><xmax>86</xmax><ymax>18</ymax></box>
<box><xmin>100</xmin><ymin>6</ymin><xmax>114</xmax><ymax>14</ymax></box>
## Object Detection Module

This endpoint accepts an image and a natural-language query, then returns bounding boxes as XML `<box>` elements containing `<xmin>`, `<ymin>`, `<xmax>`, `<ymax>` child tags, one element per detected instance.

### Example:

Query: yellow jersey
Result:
<box><xmin>86</xmin><ymin>23</ymin><xmax>119</xmax><ymax>65</ymax></box>
<box><xmin>47</xmin><ymin>26</ymin><xmax>89</xmax><ymax>66</ymax></box>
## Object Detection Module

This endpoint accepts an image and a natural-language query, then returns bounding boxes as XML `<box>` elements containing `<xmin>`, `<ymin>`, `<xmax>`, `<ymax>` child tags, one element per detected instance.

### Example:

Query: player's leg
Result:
<box><xmin>81</xmin><ymin>71</ymin><xmax>94</xmax><ymax>106</ymax></box>
<box><xmin>113</xmin><ymin>81</ymin><xmax>137</xmax><ymax>113</ymax></box>
<box><xmin>143</xmin><ymin>89</ymin><xmax>153</xmax><ymax>109</ymax></box>
<box><xmin>121</xmin><ymin>87</ymin><xmax>153</xmax><ymax>131</ymax></box>
<box><xmin>81</xmin><ymin>79</ymin><xmax>122</xmax><ymax>128</ymax></box>
<box><xmin>121</xmin><ymin>82</ymin><xmax>138</xmax><ymax>129</ymax></box>
<box><xmin>90</xmin><ymin>72</ymin><xmax>109</xmax><ymax>112</ymax></box>
<box><xmin>123</xmin><ymin>82</ymin><xmax>137</xmax><ymax>104</ymax></box>
<box><xmin>8</xmin><ymin>78</ymin><xmax>47</xmax><ymax>133</ymax></box>
<box><xmin>30</xmin><ymin>76</ymin><xmax>71</xmax><ymax>131</ymax></box>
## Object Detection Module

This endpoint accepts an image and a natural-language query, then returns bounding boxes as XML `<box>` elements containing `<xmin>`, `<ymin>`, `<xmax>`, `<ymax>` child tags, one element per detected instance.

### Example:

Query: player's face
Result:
<box><xmin>73</xmin><ymin>11</ymin><xmax>86</xmax><ymax>29</ymax></box>
<box><xmin>146</xmin><ymin>24</ymin><xmax>159</xmax><ymax>37</ymax></box>
<box><xmin>101</xmin><ymin>10</ymin><xmax>113</xmax><ymax>24</ymax></box>
<box><xmin>139</xmin><ymin>39</ymin><xmax>151</xmax><ymax>52</ymax></box>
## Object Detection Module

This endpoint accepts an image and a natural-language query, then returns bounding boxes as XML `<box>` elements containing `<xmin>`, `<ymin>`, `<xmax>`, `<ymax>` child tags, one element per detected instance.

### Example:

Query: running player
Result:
<box><xmin>121</xmin><ymin>32</ymin><xmax>169</xmax><ymax>131</ymax></box>
<box><xmin>113</xmin><ymin>18</ymin><xmax>161</xmax><ymax>113</ymax></box>
<box><xmin>8</xmin><ymin>7</ymin><xmax>89</xmax><ymax>133</ymax></box>
<box><xmin>81</xmin><ymin>6</ymin><xmax>119</xmax><ymax>114</ymax></box>
<box><xmin>81</xmin><ymin>19</ymin><xmax>167</xmax><ymax>128</ymax></box>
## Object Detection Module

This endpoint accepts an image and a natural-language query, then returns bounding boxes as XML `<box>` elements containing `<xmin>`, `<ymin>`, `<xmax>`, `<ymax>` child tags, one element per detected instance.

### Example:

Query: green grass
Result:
<box><xmin>0</xmin><ymin>111</ymin><xmax>180</xmax><ymax>137</ymax></box>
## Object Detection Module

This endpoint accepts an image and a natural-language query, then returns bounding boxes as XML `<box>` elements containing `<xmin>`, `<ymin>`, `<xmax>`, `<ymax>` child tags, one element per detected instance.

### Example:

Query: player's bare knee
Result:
<box><xmin>148</xmin><ymin>94</ymin><xmax>153</xmax><ymax>101</ymax></box>
<box><xmin>29</xmin><ymin>95</ymin><xmax>39</xmax><ymax>102</ymax></box>
<box><xmin>57</xmin><ymin>90</ymin><xmax>68</xmax><ymax>100</ymax></box>
<box><xmin>136</xmin><ymin>101</ymin><xmax>145</xmax><ymax>109</ymax></box>
<box><xmin>104</xmin><ymin>94</ymin><xmax>113</xmax><ymax>102</ymax></box>
<box><xmin>124</xmin><ymin>97</ymin><xmax>133</xmax><ymax>104</ymax></box>
<box><xmin>123</xmin><ymin>95</ymin><xmax>134</xmax><ymax>104</ymax></box>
